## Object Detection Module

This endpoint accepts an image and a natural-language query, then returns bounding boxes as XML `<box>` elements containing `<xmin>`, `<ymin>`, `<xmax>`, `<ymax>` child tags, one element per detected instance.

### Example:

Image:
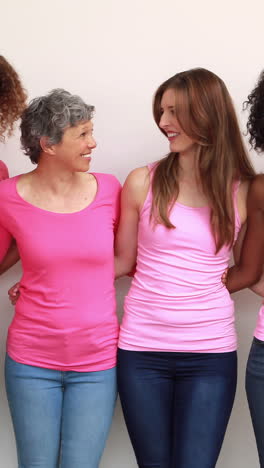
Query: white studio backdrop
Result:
<box><xmin>0</xmin><ymin>0</ymin><xmax>263</xmax><ymax>466</ymax></box>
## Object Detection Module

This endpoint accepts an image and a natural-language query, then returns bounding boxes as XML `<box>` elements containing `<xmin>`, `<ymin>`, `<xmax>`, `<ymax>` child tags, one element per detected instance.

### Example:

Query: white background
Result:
<box><xmin>0</xmin><ymin>0</ymin><xmax>263</xmax><ymax>466</ymax></box>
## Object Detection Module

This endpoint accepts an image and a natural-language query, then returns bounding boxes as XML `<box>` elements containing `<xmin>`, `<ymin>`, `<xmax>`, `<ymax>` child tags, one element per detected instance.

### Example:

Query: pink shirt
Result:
<box><xmin>0</xmin><ymin>160</ymin><xmax>9</xmax><ymax>181</ymax></box>
<box><xmin>119</xmin><ymin>166</ymin><xmax>241</xmax><ymax>353</ymax></box>
<box><xmin>254</xmin><ymin>304</ymin><xmax>264</xmax><ymax>340</ymax></box>
<box><xmin>0</xmin><ymin>173</ymin><xmax>121</xmax><ymax>371</ymax></box>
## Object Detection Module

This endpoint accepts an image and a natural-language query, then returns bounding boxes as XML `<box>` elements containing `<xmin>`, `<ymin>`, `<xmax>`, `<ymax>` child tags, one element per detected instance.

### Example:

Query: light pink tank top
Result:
<box><xmin>254</xmin><ymin>304</ymin><xmax>264</xmax><ymax>340</ymax></box>
<box><xmin>119</xmin><ymin>165</ymin><xmax>241</xmax><ymax>353</ymax></box>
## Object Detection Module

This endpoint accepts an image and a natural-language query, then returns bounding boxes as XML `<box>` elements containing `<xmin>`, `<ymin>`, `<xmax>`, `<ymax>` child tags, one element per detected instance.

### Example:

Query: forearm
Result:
<box><xmin>226</xmin><ymin>263</ymin><xmax>263</xmax><ymax>294</ymax></box>
<box><xmin>0</xmin><ymin>240</ymin><xmax>20</xmax><ymax>275</ymax></box>
<box><xmin>250</xmin><ymin>270</ymin><xmax>264</xmax><ymax>297</ymax></box>
<box><xmin>227</xmin><ymin>177</ymin><xmax>264</xmax><ymax>294</ymax></box>
<box><xmin>114</xmin><ymin>255</ymin><xmax>136</xmax><ymax>279</ymax></box>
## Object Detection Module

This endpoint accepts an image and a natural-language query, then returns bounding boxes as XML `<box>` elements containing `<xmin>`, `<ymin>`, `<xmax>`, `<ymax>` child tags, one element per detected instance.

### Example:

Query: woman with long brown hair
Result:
<box><xmin>115</xmin><ymin>68</ymin><xmax>260</xmax><ymax>468</ymax></box>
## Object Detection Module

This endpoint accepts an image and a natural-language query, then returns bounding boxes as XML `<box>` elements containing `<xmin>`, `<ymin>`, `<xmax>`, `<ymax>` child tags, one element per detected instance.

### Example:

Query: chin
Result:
<box><xmin>78</xmin><ymin>161</ymin><xmax>91</xmax><ymax>172</ymax></box>
<box><xmin>170</xmin><ymin>144</ymin><xmax>181</xmax><ymax>153</ymax></box>
<box><xmin>79</xmin><ymin>167</ymin><xmax>90</xmax><ymax>174</ymax></box>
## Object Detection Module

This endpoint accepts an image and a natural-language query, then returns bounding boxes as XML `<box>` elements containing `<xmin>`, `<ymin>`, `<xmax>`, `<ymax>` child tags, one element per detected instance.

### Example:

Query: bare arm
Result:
<box><xmin>226</xmin><ymin>175</ymin><xmax>264</xmax><ymax>294</ymax></box>
<box><xmin>114</xmin><ymin>167</ymin><xmax>150</xmax><ymax>278</ymax></box>
<box><xmin>0</xmin><ymin>240</ymin><xmax>20</xmax><ymax>275</ymax></box>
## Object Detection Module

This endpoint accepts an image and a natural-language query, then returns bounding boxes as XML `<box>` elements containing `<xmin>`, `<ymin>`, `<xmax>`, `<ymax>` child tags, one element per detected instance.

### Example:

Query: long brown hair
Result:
<box><xmin>0</xmin><ymin>56</ymin><xmax>27</xmax><ymax>141</ymax></box>
<box><xmin>152</xmin><ymin>68</ymin><xmax>255</xmax><ymax>252</ymax></box>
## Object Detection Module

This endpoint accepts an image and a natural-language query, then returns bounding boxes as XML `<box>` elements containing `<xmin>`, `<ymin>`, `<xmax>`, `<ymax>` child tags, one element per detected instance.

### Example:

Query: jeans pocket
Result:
<box><xmin>253</xmin><ymin>336</ymin><xmax>264</xmax><ymax>346</ymax></box>
<box><xmin>247</xmin><ymin>339</ymin><xmax>264</xmax><ymax>378</ymax></box>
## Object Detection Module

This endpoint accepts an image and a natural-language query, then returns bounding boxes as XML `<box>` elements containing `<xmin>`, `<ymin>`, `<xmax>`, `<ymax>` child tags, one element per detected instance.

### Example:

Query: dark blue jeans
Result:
<box><xmin>246</xmin><ymin>337</ymin><xmax>264</xmax><ymax>468</ymax></box>
<box><xmin>117</xmin><ymin>348</ymin><xmax>237</xmax><ymax>468</ymax></box>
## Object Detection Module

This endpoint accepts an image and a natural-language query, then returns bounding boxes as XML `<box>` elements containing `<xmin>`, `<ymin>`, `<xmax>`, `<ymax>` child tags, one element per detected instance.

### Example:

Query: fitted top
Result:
<box><xmin>119</xmin><ymin>165</ymin><xmax>241</xmax><ymax>353</ymax></box>
<box><xmin>254</xmin><ymin>303</ymin><xmax>264</xmax><ymax>340</ymax></box>
<box><xmin>0</xmin><ymin>160</ymin><xmax>9</xmax><ymax>181</ymax></box>
<box><xmin>0</xmin><ymin>173</ymin><xmax>121</xmax><ymax>371</ymax></box>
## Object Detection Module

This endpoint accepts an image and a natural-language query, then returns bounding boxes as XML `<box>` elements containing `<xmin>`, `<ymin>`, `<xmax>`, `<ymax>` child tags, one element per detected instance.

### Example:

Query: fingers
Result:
<box><xmin>8</xmin><ymin>282</ymin><xmax>20</xmax><ymax>305</ymax></box>
<box><xmin>221</xmin><ymin>269</ymin><xmax>228</xmax><ymax>285</ymax></box>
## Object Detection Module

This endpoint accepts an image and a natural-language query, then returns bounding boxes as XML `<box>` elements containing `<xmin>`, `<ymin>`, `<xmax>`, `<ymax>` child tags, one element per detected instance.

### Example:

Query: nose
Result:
<box><xmin>87</xmin><ymin>135</ymin><xmax>97</xmax><ymax>149</ymax></box>
<box><xmin>159</xmin><ymin>111</ymin><xmax>170</xmax><ymax>129</ymax></box>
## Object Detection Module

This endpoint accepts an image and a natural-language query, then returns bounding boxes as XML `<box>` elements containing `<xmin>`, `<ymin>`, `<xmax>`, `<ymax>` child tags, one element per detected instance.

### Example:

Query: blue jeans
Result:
<box><xmin>246</xmin><ymin>337</ymin><xmax>264</xmax><ymax>468</ymax></box>
<box><xmin>5</xmin><ymin>354</ymin><xmax>117</xmax><ymax>468</ymax></box>
<box><xmin>117</xmin><ymin>348</ymin><xmax>237</xmax><ymax>468</ymax></box>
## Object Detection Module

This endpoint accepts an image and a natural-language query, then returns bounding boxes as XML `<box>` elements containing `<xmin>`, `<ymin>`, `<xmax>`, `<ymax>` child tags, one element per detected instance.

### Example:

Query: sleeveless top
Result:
<box><xmin>254</xmin><ymin>303</ymin><xmax>264</xmax><ymax>340</ymax></box>
<box><xmin>118</xmin><ymin>165</ymin><xmax>241</xmax><ymax>353</ymax></box>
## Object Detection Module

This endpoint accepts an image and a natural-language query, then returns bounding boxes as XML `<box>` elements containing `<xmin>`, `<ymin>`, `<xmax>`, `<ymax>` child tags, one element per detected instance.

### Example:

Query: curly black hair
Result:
<box><xmin>245</xmin><ymin>71</ymin><xmax>264</xmax><ymax>153</ymax></box>
<box><xmin>0</xmin><ymin>56</ymin><xmax>27</xmax><ymax>141</ymax></box>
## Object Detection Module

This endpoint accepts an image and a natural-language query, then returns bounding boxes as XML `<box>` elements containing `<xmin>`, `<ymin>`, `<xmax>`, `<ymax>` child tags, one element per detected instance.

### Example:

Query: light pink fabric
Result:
<box><xmin>254</xmin><ymin>304</ymin><xmax>264</xmax><ymax>340</ymax></box>
<box><xmin>0</xmin><ymin>160</ymin><xmax>9</xmax><ymax>181</ymax></box>
<box><xmin>0</xmin><ymin>173</ymin><xmax>121</xmax><ymax>371</ymax></box>
<box><xmin>119</xmin><ymin>165</ymin><xmax>241</xmax><ymax>353</ymax></box>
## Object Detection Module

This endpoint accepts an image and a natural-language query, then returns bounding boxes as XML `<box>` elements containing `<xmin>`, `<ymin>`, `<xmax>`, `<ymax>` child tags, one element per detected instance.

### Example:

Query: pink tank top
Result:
<box><xmin>119</xmin><ymin>165</ymin><xmax>241</xmax><ymax>353</ymax></box>
<box><xmin>254</xmin><ymin>304</ymin><xmax>264</xmax><ymax>340</ymax></box>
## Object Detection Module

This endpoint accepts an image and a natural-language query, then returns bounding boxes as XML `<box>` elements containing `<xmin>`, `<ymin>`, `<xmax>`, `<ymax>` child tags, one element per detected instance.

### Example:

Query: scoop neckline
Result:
<box><xmin>13</xmin><ymin>172</ymin><xmax>100</xmax><ymax>215</ymax></box>
<box><xmin>175</xmin><ymin>200</ymin><xmax>209</xmax><ymax>210</ymax></box>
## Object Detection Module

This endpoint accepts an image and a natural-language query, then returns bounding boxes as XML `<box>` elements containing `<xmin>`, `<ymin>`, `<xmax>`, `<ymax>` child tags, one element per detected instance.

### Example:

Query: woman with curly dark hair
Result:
<box><xmin>0</xmin><ymin>56</ymin><xmax>27</xmax><ymax>274</ymax></box>
<box><xmin>241</xmin><ymin>70</ymin><xmax>264</xmax><ymax>468</ymax></box>
<box><xmin>226</xmin><ymin>71</ymin><xmax>264</xmax><ymax>467</ymax></box>
<box><xmin>246</xmin><ymin>71</ymin><xmax>264</xmax><ymax>153</ymax></box>
<box><xmin>0</xmin><ymin>55</ymin><xmax>27</xmax><ymax>143</ymax></box>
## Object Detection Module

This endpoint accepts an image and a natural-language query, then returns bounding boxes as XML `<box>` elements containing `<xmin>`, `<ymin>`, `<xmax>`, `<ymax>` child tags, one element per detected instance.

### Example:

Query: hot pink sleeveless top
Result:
<box><xmin>119</xmin><ymin>165</ymin><xmax>241</xmax><ymax>353</ymax></box>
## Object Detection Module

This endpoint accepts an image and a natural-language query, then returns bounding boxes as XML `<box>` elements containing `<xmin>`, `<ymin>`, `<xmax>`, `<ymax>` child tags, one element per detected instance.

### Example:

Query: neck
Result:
<box><xmin>31</xmin><ymin>156</ymin><xmax>79</xmax><ymax>194</ymax></box>
<box><xmin>178</xmin><ymin>147</ymin><xmax>200</xmax><ymax>180</ymax></box>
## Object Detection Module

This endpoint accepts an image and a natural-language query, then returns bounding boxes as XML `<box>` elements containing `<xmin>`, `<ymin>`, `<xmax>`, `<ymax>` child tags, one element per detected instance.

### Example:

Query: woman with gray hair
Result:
<box><xmin>0</xmin><ymin>88</ymin><xmax>120</xmax><ymax>467</ymax></box>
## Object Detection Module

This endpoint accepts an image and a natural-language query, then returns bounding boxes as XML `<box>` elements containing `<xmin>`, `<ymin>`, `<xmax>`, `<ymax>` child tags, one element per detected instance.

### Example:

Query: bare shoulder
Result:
<box><xmin>122</xmin><ymin>165</ymin><xmax>151</xmax><ymax>210</ymax></box>
<box><xmin>124</xmin><ymin>166</ymin><xmax>150</xmax><ymax>188</ymax></box>
<box><xmin>237</xmin><ymin>175</ymin><xmax>264</xmax><ymax>224</ymax></box>
<box><xmin>249</xmin><ymin>174</ymin><xmax>264</xmax><ymax>198</ymax></box>
<box><xmin>248</xmin><ymin>174</ymin><xmax>264</xmax><ymax>210</ymax></box>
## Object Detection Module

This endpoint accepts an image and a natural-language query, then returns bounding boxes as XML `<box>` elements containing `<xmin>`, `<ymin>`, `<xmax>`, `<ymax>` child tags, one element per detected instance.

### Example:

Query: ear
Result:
<box><xmin>40</xmin><ymin>136</ymin><xmax>56</xmax><ymax>156</ymax></box>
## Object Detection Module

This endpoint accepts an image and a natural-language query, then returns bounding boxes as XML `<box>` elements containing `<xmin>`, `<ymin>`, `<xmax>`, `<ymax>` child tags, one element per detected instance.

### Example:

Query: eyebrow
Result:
<box><xmin>80</xmin><ymin>125</ymin><xmax>93</xmax><ymax>131</ymax></box>
<box><xmin>160</xmin><ymin>105</ymin><xmax>175</xmax><ymax>110</ymax></box>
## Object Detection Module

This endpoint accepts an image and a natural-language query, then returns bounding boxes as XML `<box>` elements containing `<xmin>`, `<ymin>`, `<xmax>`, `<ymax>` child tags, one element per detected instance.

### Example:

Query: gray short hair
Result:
<box><xmin>20</xmin><ymin>88</ymin><xmax>95</xmax><ymax>164</ymax></box>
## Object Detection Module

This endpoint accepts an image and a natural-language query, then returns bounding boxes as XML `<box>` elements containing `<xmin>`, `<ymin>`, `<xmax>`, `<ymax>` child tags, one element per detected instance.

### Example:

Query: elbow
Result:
<box><xmin>244</xmin><ymin>268</ymin><xmax>263</xmax><ymax>288</ymax></box>
<box><xmin>114</xmin><ymin>255</ymin><xmax>136</xmax><ymax>279</ymax></box>
<box><xmin>226</xmin><ymin>264</ymin><xmax>263</xmax><ymax>293</ymax></box>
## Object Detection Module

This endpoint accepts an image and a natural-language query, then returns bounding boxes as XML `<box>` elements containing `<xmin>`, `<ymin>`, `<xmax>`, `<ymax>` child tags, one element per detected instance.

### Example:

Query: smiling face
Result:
<box><xmin>159</xmin><ymin>88</ymin><xmax>196</xmax><ymax>156</ymax></box>
<box><xmin>52</xmin><ymin>120</ymin><xmax>96</xmax><ymax>172</ymax></box>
